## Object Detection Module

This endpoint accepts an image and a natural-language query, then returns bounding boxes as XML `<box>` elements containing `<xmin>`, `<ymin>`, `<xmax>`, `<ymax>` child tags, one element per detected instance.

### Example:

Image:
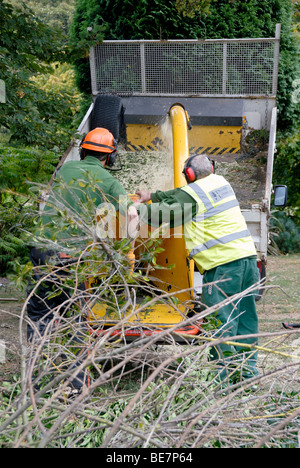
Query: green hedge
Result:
<box><xmin>273</xmin><ymin>128</ymin><xmax>300</xmax><ymax>209</ymax></box>
<box><xmin>0</xmin><ymin>145</ymin><xmax>59</xmax><ymax>274</ymax></box>
<box><xmin>270</xmin><ymin>210</ymin><xmax>300</xmax><ymax>254</ymax></box>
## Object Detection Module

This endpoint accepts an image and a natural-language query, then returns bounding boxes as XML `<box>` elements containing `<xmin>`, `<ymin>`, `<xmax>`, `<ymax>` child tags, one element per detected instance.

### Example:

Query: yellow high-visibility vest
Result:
<box><xmin>181</xmin><ymin>174</ymin><xmax>257</xmax><ymax>274</ymax></box>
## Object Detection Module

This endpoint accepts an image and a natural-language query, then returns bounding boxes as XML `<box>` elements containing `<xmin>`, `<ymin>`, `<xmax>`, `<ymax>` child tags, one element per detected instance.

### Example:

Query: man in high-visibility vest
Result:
<box><xmin>136</xmin><ymin>154</ymin><xmax>259</xmax><ymax>382</ymax></box>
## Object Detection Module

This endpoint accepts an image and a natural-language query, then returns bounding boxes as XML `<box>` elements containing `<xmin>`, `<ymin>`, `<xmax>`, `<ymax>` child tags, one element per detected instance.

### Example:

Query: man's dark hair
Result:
<box><xmin>84</xmin><ymin>149</ymin><xmax>110</xmax><ymax>161</ymax></box>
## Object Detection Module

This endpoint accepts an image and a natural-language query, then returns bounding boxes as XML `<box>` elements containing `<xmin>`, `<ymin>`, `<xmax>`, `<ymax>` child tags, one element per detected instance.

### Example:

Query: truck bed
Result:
<box><xmin>115</xmin><ymin>148</ymin><xmax>267</xmax><ymax>210</ymax></box>
<box><xmin>212</xmin><ymin>152</ymin><xmax>267</xmax><ymax>209</ymax></box>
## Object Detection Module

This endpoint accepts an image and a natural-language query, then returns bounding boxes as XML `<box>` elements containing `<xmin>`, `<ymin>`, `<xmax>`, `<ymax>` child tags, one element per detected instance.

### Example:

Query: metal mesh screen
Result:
<box><xmin>226</xmin><ymin>42</ymin><xmax>275</xmax><ymax>95</ymax></box>
<box><xmin>143</xmin><ymin>42</ymin><xmax>224</xmax><ymax>94</ymax></box>
<box><xmin>92</xmin><ymin>42</ymin><xmax>143</xmax><ymax>94</ymax></box>
<box><xmin>90</xmin><ymin>39</ymin><xmax>278</xmax><ymax>97</ymax></box>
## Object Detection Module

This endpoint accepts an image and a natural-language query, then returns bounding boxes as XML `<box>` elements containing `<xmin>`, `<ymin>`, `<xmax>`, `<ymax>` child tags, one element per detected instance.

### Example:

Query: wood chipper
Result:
<box><xmin>85</xmin><ymin>102</ymin><xmax>202</xmax><ymax>342</ymax></box>
<box><xmin>49</xmin><ymin>25</ymin><xmax>287</xmax><ymax>342</ymax></box>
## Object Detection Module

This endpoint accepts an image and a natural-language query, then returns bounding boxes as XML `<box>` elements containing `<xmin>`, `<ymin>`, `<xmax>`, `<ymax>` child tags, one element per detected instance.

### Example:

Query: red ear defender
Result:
<box><xmin>183</xmin><ymin>154</ymin><xmax>215</xmax><ymax>183</ymax></box>
<box><xmin>185</xmin><ymin>166</ymin><xmax>196</xmax><ymax>183</ymax></box>
<box><xmin>183</xmin><ymin>155</ymin><xmax>197</xmax><ymax>183</ymax></box>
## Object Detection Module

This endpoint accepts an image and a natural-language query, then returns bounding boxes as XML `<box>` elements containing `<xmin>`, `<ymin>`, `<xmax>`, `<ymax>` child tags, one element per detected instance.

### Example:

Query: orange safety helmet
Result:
<box><xmin>80</xmin><ymin>127</ymin><xmax>117</xmax><ymax>166</ymax></box>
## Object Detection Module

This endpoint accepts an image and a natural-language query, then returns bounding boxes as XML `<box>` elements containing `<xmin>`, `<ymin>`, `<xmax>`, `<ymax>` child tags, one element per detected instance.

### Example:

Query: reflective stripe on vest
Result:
<box><xmin>181</xmin><ymin>174</ymin><xmax>257</xmax><ymax>272</ymax></box>
<box><xmin>188</xmin><ymin>182</ymin><xmax>213</xmax><ymax>211</ymax></box>
<box><xmin>189</xmin><ymin>229</ymin><xmax>251</xmax><ymax>257</ymax></box>
<box><xmin>193</xmin><ymin>199</ymin><xmax>240</xmax><ymax>221</ymax></box>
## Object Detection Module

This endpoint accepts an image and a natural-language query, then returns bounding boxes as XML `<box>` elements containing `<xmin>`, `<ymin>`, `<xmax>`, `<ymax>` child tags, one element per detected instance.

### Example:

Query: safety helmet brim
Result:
<box><xmin>80</xmin><ymin>127</ymin><xmax>117</xmax><ymax>154</ymax></box>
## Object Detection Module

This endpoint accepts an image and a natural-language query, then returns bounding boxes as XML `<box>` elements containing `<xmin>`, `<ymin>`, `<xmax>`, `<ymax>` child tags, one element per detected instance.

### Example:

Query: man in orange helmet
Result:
<box><xmin>41</xmin><ymin>127</ymin><xmax>137</xmax><ymax>237</ymax></box>
<box><xmin>26</xmin><ymin>127</ymin><xmax>138</xmax><ymax>394</ymax></box>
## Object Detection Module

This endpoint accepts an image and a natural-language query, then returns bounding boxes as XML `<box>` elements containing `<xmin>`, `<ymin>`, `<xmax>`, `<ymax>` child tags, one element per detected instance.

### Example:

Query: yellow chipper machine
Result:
<box><xmin>86</xmin><ymin>103</ymin><xmax>202</xmax><ymax>342</ymax></box>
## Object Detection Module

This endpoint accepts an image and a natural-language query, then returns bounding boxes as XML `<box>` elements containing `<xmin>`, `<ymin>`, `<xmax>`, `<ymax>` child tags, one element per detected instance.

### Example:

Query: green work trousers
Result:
<box><xmin>202</xmin><ymin>256</ymin><xmax>259</xmax><ymax>378</ymax></box>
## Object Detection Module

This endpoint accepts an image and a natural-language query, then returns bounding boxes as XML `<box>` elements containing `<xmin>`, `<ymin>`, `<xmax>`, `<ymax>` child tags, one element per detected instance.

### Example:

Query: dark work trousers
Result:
<box><xmin>26</xmin><ymin>247</ymin><xmax>87</xmax><ymax>391</ymax></box>
<box><xmin>202</xmin><ymin>256</ymin><xmax>259</xmax><ymax>380</ymax></box>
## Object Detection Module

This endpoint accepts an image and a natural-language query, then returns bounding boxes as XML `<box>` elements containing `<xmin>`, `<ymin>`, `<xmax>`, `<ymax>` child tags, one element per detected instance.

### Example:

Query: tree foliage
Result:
<box><xmin>273</xmin><ymin>128</ymin><xmax>300</xmax><ymax>208</ymax></box>
<box><xmin>7</xmin><ymin>0</ymin><xmax>76</xmax><ymax>37</ymax></box>
<box><xmin>0</xmin><ymin>1</ymin><xmax>77</xmax><ymax>149</ymax></box>
<box><xmin>270</xmin><ymin>209</ymin><xmax>300</xmax><ymax>253</ymax></box>
<box><xmin>0</xmin><ymin>144</ymin><xmax>59</xmax><ymax>273</ymax></box>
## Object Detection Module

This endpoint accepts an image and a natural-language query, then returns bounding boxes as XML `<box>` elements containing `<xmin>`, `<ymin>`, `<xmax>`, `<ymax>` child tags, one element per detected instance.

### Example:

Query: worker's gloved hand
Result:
<box><xmin>135</xmin><ymin>190</ymin><xmax>151</xmax><ymax>203</ymax></box>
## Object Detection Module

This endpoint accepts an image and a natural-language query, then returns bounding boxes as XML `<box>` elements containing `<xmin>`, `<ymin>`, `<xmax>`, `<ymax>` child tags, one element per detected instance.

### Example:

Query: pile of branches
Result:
<box><xmin>0</xmin><ymin>244</ymin><xmax>299</xmax><ymax>448</ymax></box>
<box><xmin>0</xmin><ymin>182</ymin><xmax>299</xmax><ymax>448</ymax></box>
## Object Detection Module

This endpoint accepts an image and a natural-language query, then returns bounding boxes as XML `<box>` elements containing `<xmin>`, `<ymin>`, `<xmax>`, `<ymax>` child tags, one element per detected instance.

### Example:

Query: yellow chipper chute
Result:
<box><xmin>87</xmin><ymin>103</ymin><xmax>201</xmax><ymax>342</ymax></box>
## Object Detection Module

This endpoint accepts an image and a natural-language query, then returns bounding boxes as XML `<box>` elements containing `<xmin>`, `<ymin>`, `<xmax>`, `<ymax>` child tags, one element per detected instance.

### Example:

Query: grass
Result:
<box><xmin>255</xmin><ymin>254</ymin><xmax>300</xmax><ymax>382</ymax></box>
<box><xmin>257</xmin><ymin>254</ymin><xmax>300</xmax><ymax>330</ymax></box>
